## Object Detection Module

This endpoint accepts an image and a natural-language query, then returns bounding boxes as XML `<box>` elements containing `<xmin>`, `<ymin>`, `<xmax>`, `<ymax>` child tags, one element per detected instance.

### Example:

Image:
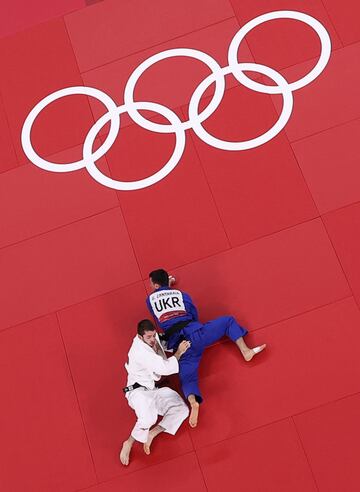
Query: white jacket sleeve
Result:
<box><xmin>142</xmin><ymin>351</ymin><xmax>179</xmax><ymax>376</ymax></box>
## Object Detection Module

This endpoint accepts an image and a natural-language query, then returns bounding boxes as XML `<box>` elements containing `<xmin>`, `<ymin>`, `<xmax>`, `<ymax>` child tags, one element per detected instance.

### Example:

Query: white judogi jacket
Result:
<box><xmin>125</xmin><ymin>334</ymin><xmax>179</xmax><ymax>389</ymax></box>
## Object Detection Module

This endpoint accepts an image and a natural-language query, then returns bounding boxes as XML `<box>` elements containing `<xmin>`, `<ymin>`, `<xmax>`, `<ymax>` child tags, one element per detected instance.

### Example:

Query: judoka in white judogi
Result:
<box><xmin>120</xmin><ymin>320</ymin><xmax>190</xmax><ymax>466</ymax></box>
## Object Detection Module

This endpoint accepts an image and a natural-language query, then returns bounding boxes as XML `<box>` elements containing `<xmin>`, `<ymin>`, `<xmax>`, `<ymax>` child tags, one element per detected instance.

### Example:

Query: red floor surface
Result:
<box><xmin>1</xmin><ymin>1</ymin><xmax>360</xmax><ymax>491</ymax></box>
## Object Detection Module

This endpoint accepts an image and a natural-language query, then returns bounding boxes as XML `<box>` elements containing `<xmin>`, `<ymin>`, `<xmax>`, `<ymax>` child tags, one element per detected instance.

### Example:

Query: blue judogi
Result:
<box><xmin>146</xmin><ymin>287</ymin><xmax>248</xmax><ymax>402</ymax></box>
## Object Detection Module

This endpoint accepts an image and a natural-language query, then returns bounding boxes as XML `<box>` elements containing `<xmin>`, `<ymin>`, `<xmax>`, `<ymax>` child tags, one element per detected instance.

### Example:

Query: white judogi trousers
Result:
<box><xmin>127</xmin><ymin>386</ymin><xmax>189</xmax><ymax>443</ymax></box>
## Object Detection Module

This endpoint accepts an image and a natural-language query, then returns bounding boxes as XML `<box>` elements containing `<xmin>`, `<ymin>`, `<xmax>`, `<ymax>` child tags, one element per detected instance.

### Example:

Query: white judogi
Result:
<box><xmin>125</xmin><ymin>334</ymin><xmax>189</xmax><ymax>443</ymax></box>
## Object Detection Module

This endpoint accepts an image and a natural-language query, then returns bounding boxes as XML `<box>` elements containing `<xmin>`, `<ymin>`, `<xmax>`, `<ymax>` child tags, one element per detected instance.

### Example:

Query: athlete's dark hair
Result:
<box><xmin>137</xmin><ymin>319</ymin><xmax>156</xmax><ymax>336</ymax></box>
<box><xmin>149</xmin><ymin>269</ymin><xmax>169</xmax><ymax>287</ymax></box>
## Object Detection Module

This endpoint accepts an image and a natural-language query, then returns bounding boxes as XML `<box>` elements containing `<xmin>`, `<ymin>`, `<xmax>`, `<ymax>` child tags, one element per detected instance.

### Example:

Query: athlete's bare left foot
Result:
<box><xmin>143</xmin><ymin>425</ymin><xmax>164</xmax><ymax>455</ymax></box>
<box><xmin>120</xmin><ymin>440</ymin><xmax>133</xmax><ymax>466</ymax></box>
<box><xmin>189</xmin><ymin>401</ymin><xmax>200</xmax><ymax>428</ymax></box>
<box><xmin>143</xmin><ymin>433</ymin><xmax>154</xmax><ymax>455</ymax></box>
<box><xmin>243</xmin><ymin>344</ymin><xmax>267</xmax><ymax>362</ymax></box>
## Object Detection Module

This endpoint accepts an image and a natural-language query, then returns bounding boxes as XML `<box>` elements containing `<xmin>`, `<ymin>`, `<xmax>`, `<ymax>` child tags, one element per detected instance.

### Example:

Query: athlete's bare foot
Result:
<box><xmin>243</xmin><ymin>344</ymin><xmax>267</xmax><ymax>362</ymax></box>
<box><xmin>169</xmin><ymin>275</ymin><xmax>176</xmax><ymax>286</ymax></box>
<box><xmin>189</xmin><ymin>401</ymin><xmax>200</xmax><ymax>428</ymax></box>
<box><xmin>143</xmin><ymin>425</ymin><xmax>164</xmax><ymax>455</ymax></box>
<box><xmin>143</xmin><ymin>441</ymin><xmax>151</xmax><ymax>455</ymax></box>
<box><xmin>120</xmin><ymin>439</ymin><xmax>133</xmax><ymax>466</ymax></box>
<box><xmin>143</xmin><ymin>435</ymin><xmax>153</xmax><ymax>455</ymax></box>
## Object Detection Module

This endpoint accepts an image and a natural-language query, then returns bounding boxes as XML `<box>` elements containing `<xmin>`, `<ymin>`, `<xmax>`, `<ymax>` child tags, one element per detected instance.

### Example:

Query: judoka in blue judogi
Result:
<box><xmin>146</xmin><ymin>269</ymin><xmax>266</xmax><ymax>427</ymax></box>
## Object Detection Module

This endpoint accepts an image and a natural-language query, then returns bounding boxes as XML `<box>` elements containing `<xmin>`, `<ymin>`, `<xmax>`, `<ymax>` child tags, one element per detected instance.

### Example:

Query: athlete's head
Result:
<box><xmin>149</xmin><ymin>269</ymin><xmax>169</xmax><ymax>290</ymax></box>
<box><xmin>137</xmin><ymin>319</ymin><xmax>157</xmax><ymax>347</ymax></box>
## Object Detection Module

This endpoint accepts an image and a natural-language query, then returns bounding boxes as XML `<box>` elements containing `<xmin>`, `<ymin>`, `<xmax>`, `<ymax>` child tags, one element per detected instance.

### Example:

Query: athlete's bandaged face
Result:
<box><xmin>140</xmin><ymin>330</ymin><xmax>157</xmax><ymax>347</ymax></box>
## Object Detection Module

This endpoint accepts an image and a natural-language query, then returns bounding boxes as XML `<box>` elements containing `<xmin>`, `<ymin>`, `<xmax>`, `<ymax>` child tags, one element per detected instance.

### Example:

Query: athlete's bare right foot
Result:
<box><xmin>189</xmin><ymin>401</ymin><xmax>200</xmax><ymax>428</ymax></box>
<box><xmin>120</xmin><ymin>440</ymin><xmax>132</xmax><ymax>466</ymax></box>
<box><xmin>243</xmin><ymin>344</ymin><xmax>267</xmax><ymax>362</ymax></box>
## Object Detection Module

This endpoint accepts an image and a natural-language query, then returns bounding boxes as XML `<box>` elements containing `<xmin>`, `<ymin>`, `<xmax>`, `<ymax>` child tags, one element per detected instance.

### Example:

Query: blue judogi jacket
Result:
<box><xmin>146</xmin><ymin>286</ymin><xmax>199</xmax><ymax>334</ymax></box>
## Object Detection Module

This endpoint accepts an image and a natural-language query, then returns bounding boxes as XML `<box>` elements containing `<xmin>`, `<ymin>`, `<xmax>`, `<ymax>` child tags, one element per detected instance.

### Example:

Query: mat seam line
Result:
<box><xmin>55</xmin><ymin>311</ymin><xmax>100</xmax><ymax>484</ymax></box>
<box><xmin>181</xmin><ymin>105</ymin><xmax>232</xmax><ymax>249</ymax></box>
<box><xmin>319</xmin><ymin>0</ymin><xmax>344</xmax><ymax>48</ymax></box>
<box><xmin>270</xmin><ymin>102</ymin><xmax>357</xmax><ymax>308</ymax></box>
<box><xmin>79</xmin><ymin>16</ymin><xmax>237</xmax><ymax>74</ymax></box>
<box><xmin>190</xmin><ymin>389</ymin><xmax>360</xmax><ymax>452</ymax></box>
<box><xmin>291</xmin><ymin>416</ymin><xmax>320</xmax><ymax>491</ymax></box>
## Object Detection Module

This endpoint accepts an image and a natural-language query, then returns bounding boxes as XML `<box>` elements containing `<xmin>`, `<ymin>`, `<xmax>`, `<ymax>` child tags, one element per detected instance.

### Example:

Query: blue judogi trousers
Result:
<box><xmin>175</xmin><ymin>316</ymin><xmax>248</xmax><ymax>403</ymax></box>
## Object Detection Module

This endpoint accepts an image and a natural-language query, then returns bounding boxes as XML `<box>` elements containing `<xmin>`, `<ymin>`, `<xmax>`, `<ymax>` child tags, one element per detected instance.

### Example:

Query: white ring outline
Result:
<box><xmin>124</xmin><ymin>48</ymin><xmax>226</xmax><ymax>133</ymax></box>
<box><xmin>189</xmin><ymin>62</ymin><xmax>293</xmax><ymax>150</ymax></box>
<box><xmin>228</xmin><ymin>10</ymin><xmax>331</xmax><ymax>94</ymax></box>
<box><xmin>20</xmin><ymin>11</ymin><xmax>332</xmax><ymax>191</ymax></box>
<box><xmin>21</xmin><ymin>86</ymin><xmax>119</xmax><ymax>172</ymax></box>
<box><xmin>83</xmin><ymin>101</ymin><xmax>186</xmax><ymax>190</ymax></box>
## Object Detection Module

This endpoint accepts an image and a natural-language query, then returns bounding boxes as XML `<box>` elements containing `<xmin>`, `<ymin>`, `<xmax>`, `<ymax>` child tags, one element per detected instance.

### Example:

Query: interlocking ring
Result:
<box><xmin>21</xmin><ymin>86</ymin><xmax>120</xmax><ymax>172</ymax></box>
<box><xmin>83</xmin><ymin>101</ymin><xmax>186</xmax><ymax>190</ymax></box>
<box><xmin>21</xmin><ymin>10</ymin><xmax>331</xmax><ymax>191</ymax></box>
<box><xmin>124</xmin><ymin>48</ymin><xmax>226</xmax><ymax>133</ymax></box>
<box><xmin>228</xmin><ymin>10</ymin><xmax>331</xmax><ymax>94</ymax></box>
<box><xmin>188</xmin><ymin>62</ymin><xmax>293</xmax><ymax>150</ymax></box>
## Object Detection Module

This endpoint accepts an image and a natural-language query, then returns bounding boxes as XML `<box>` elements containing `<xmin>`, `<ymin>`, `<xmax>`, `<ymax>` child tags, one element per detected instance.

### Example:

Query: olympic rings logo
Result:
<box><xmin>21</xmin><ymin>10</ymin><xmax>331</xmax><ymax>191</ymax></box>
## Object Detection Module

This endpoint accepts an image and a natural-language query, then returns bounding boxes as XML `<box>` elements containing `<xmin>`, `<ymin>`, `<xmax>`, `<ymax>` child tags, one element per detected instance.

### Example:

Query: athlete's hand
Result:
<box><xmin>175</xmin><ymin>340</ymin><xmax>191</xmax><ymax>359</ymax></box>
<box><xmin>179</xmin><ymin>340</ymin><xmax>191</xmax><ymax>354</ymax></box>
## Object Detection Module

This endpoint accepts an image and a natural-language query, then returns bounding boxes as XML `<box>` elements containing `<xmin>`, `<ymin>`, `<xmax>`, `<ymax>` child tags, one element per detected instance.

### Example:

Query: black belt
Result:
<box><xmin>123</xmin><ymin>382</ymin><xmax>146</xmax><ymax>394</ymax></box>
<box><xmin>162</xmin><ymin>320</ymin><xmax>191</xmax><ymax>341</ymax></box>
